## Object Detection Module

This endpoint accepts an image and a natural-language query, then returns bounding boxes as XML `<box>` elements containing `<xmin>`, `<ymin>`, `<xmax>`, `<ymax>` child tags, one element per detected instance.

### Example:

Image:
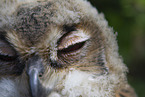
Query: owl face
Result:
<box><xmin>0</xmin><ymin>0</ymin><xmax>107</xmax><ymax>96</ymax></box>
<box><xmin>0</xmin><ymin>0</ymin><xmax>126</xmax><ymax>97</ymax></box>
<box><xmin>1</xmin><ymin>0</ymin><xmax>106</xmax><ymax>73</ymax></box>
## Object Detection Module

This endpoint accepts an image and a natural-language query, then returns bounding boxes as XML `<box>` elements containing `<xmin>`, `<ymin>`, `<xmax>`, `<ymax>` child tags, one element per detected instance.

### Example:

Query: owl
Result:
<box><xmin>0</xmin><ymin>0</ymin><xmax>137</xmax><ymax>97</ymax></box>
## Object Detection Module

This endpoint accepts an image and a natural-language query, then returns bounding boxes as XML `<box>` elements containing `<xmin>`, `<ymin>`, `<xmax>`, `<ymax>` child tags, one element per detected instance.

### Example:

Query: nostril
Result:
<box><xmin>39</xmin><ymin>72</ymin><xmax>43</xmax><ymax>77</ymax></box>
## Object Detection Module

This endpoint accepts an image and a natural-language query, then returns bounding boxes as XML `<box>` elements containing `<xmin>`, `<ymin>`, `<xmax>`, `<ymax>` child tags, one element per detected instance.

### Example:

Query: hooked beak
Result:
<box><xmin>26</xmin><ymin>56</ymin><xmax>49</xmax><ymax>97</ymax></box>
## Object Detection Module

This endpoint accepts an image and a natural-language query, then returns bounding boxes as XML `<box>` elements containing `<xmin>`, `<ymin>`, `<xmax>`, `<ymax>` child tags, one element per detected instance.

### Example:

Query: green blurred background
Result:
<box><xmin>88</xmin><ymin>0</ymin><xmax>145</xmax><ymax>96</ymax></box>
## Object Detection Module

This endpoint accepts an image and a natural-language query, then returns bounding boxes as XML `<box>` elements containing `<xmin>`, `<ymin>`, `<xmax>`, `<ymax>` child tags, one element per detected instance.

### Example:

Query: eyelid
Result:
<box><xmin>58</xmin><ymin>30</ymin><xmax>90</xmax><ymax>50</ymax></box>
<box><xmin>0</xmin><ymin>39</ymin><xmax>16</xmax><ymax>57</ymax></box>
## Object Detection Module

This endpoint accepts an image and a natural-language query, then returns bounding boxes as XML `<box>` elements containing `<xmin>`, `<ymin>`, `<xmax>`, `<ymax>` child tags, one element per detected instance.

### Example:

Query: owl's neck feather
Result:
<box><xmin>0</xmin><ymin>69</ymin><xmax>123</xmax><ymax>97</ymax></box>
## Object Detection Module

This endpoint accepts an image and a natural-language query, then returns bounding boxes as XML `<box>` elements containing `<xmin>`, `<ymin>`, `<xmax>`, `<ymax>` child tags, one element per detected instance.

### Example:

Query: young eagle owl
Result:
<box><xmin>0</xmin><ymin>0</ymin><xmax>137</xmax><ymax>97</ymax></box>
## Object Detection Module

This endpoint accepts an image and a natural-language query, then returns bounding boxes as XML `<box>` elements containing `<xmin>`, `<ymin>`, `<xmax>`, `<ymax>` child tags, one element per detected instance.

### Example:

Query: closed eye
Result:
<box><xmin>0</xmin><ymin>37</ymin><xmax>17</xmax><ymax>61</ymax></box>
<box><xmin>58</xmin><ymin>41</ymin><xmax>86</xmax><ymax>53</ymax></box>
<box><xmin>57</xmin><ymin>25</ymin><xmax>90</xmax><ymax>54</ymax></box>
<box><xmin>57</xmin><ymin>25</ymin><xmax>77</xmax><ymax>45</ymax></box>
<box><xmin>0</xmin><ymin>54</ymin><xmax>17</xmax><ymax>61</ymax></box>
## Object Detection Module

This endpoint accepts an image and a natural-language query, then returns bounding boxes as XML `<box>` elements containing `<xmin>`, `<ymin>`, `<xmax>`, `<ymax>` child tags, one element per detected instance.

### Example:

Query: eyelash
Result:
<box><xmin>57</xmin><ymin>25</ymin><xmax>77</xmax><ymax>45</ymax></box>
<box><xmin>58</xmin><ymin>41</ymin><xmax>86</xmax><ymax>54</ymax></box>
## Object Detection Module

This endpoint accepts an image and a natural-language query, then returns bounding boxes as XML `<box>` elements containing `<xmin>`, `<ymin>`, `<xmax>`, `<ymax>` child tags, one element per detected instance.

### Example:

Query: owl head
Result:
<box><xmin>0</xmin><ymin>0</ymin><xmax>131</xmax><ymax>97</ymax></box>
